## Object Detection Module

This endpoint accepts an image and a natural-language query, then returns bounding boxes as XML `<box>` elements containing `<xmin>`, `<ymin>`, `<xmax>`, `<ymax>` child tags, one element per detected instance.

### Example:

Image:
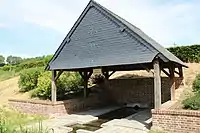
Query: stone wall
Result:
<box><xmin>104</xmin><ymin>77</ymin><xmax>182</xmax><ymax>107</ymax></box>
<box><xmin>152</xmin><ymin>109</ymin><xmax>200</xmax><ymax>133</ymax></box>
<box><xmin>9</xmin><ymin>95</ymin><xmax>105</xmax><ymax>116</ymax></box>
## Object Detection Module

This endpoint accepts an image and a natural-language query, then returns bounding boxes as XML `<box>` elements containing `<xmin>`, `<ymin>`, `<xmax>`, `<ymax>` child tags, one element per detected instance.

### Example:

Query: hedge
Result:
<box><xmin>31</xmin><ymin>72</ymin><xmax>83</xmax><ymax>100</ymax></box>
<box><xmin>167</xmin><ymin>44</ymin><xmax>200</xmax><ymax>63</ymax></box>
<box><xmin>182</xmin><ymin>74</ymin><xmax>200</xmax><ymax>110</ymax></box>
<box><xmin>18</xmin><ymin>68</ymin><xmax>44</xmax><ymax>92</ymax></box>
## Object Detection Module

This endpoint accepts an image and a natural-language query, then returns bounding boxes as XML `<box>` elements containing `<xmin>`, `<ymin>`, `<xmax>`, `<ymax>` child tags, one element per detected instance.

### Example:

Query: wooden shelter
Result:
<box><xmin>46</xmin><ymin>0</ymin><xmax>187</xmax><ymax>109</ymax></box>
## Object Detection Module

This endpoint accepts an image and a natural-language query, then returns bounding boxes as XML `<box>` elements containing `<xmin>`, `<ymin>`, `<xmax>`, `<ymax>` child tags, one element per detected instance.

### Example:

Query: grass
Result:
<box><xmin>0</xmin><ymin>106</ymin><xmax>48</xmax><ymax>133</ymax></box>
<box><xmin>0</xmin><ymin>70</ymin><xmax>19</xmax><ymax>81</ymax></box>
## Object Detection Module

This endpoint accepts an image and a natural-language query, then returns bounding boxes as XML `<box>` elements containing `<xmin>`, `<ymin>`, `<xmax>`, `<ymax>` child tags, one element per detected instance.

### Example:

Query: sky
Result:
<box><xmin>0</xmin><ymin>0</ymin><xmax>200</xmax><ymax>57</ymax></box>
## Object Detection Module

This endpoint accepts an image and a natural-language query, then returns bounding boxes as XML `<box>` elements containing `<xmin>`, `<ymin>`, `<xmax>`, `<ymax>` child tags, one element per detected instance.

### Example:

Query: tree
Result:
<box><xmin>0</xmin><ymin>55</ymin><xmax>5</xmax><ymax>64</ymax></box>
<box><xmin>6</xmin><ymin>55</ymin><xmax>22</xmax><ymax>65</ymax></box>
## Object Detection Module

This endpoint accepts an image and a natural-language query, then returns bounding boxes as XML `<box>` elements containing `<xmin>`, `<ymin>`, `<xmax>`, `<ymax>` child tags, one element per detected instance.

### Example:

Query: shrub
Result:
<box><xmin>18</xmin><ymin>68</ymin><xmax>43</xmax><ymax>92</ymax></box>
<box><xmin>31</xmin><ymin>72</ymin><xmax>83</xmax><ymax>100</ymax></box>
<box><xmin>90</xmin><ymin>74</ymin><xmax>105</xmax><ymax>84</ymax></box>
<box><xmin>182</xmin><ymin>94</ymin><xmax>200</xmax><ymax>110</ymax></box>
<box><xmin>193</xmin><ymin>74</ymin><xmax>200</xmax><ymax>92</ymax></box>
<box><xmin>2</xmin><ymin>65</ymin><xmax>15</xmax><ymax>71</ymax></box>
<box><xmin>15</xmin><ymin>60</ymin><xmax>45</xmax><ymax>72</ymax></box>
<box><xmin>167</xmin><ymin>44</ymin><xmax>200</xmax><ymax>63</ymax></box>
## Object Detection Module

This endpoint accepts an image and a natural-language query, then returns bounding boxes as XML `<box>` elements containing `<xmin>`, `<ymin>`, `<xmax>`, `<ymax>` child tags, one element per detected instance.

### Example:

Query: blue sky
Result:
<box><xmin>0</xmin><ymin>0</ymin><xmax>200</xmax><ymax>57</ymax></box>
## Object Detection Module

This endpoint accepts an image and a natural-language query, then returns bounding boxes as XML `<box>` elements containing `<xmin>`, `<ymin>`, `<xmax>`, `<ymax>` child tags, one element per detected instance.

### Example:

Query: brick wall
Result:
<box><xmin>9</xmin><ymin>77</ymin><xmax>183</xmax><ymax>116</ymax></box>
<box><xmin>152</xmin><ymin>109</ymin><xmax>200</xmax><ymax>133</ymax></box>
<box><xmin>9</xmin><ymin>95</ymin><xmax>105</xmax><ymax>116</ymax></box>
<box><xmin>103</xmin><ymin>77</ymin><xmax>182</xmax><ymax>107</ymax></box>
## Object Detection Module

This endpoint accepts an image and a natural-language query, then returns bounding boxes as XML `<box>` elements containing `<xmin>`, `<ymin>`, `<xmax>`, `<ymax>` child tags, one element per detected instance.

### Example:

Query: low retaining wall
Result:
<box><xmin>152</xmin><ymin>109</ymin><xmax>200</xmax><ymax>133</ymax></box>
<box><xmin>9</xmin><ymin>95</ymin><xmax>105</xmax><ymax>116</ymax></box>
<box><xmin>106</xmin><ymin>77</ymin><xmax>182</xmax><ymax>107</ymax></box>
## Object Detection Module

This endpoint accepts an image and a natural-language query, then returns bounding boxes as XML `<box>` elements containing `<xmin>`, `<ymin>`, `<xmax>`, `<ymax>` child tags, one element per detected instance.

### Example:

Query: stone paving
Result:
<box><xmin>28</xmin><ymin>106</ymin><xmax>151</xmax><ymax>133</ymax></box>
<box><xmin>28</xmin><ymin>106</ymin><xmax>120</xmax><ymax>133</ymax></box>
<box><xmin>77</xmin><ymin>109</ymin><xmax>151</xmax><ymax>133</ymax></box>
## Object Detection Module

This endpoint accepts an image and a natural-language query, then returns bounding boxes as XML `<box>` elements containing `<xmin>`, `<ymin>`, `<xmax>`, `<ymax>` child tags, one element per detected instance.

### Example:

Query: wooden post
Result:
<box><xmin>153</xmin><ymin>59</ymin><xmax>161</xmax><ymax>109</ymax></box>
<box><xmin>169</xmin><ymin>66</ymin><xmax>175</xmax><ymax>101</ymax></box>
<box><xmin>178</xmin><ymin>66</ymin><xmax>183</xmax><ymax>78</ymax></box>
<box><xmin>51</xmin><ymin>70</ymin><xmax>57</xmax><ymax>103</ymax></box>
<box><xmin>83</xmin><ymin>71</ymin><xmax>89</xmax><ymax>98</ymax></box>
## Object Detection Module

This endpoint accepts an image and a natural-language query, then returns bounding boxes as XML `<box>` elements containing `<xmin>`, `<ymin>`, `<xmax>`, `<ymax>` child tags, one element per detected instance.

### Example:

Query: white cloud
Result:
<box><xmin>0</xmin><ymin>0</ymin><xmax>200</xmax><ymax>46</ymax></box>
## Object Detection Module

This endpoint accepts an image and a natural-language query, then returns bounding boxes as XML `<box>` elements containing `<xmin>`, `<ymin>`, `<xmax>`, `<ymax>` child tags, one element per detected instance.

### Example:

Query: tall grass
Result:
<box><xmin>0</xmin><ymin>70</ymin><xmax>19</xmax><ymax>81</ymax></box>
<box><xmin>0</xmin><ymin>106</ymin><xmax>48</xmax><ymax>133</ymax></box>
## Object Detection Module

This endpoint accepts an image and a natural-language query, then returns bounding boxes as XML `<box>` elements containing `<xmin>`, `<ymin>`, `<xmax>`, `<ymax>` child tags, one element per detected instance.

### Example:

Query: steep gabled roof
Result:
<box><xmin>46</xmin><ymin>0</ymin><xmax>187</xmax><ymax>70</ymax></box>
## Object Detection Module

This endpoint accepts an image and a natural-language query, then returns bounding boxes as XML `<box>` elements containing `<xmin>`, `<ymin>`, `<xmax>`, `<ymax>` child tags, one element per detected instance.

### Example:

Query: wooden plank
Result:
<box><xmin>153</xmin><ymin>59</ymin><xmax>161</xmax><ymax>109</ymax></box>
<box><xmin>178</xmin><ymin>66</ymin><xmax>183</xmax><ymax>78</ymax></box>
<box><xmin>162</xmin><ymin>68</ymin><xmax>170</xmax><ymax>77</ymax></box>
<box><xmin>174</xmin><ymin>70</ymin><xmax>179</xmax><ymax>75</ymax></box>
<box><xmin>51</xmin><ymin>70</ymin><xmax>57</xmax><ymax>103</ymax></box>
<box><xmin>169</xmin><ymin>66</ymin><xmax>175</xmax><ymax>101</ymax></box>
<box><xmin>84</xmin><ymin>71</ymin><xmax>88</xmax><ymax>98</ymax></box>
<box><xmin>109</xmin><ymin>71</ymin><xmax>116</xmax><ymax>77</ymax></box>
<box><xmin>55</xmin><ymin>70</ymin><xmax>64</xmax><ymax>81</ymax></box>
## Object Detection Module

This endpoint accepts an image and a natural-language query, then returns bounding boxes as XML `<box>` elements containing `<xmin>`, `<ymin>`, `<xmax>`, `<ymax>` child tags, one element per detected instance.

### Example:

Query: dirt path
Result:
<box><xmin>0</xmin><ymin>76</ymin><xmax>30</xmax><ymax>105</ymax></box>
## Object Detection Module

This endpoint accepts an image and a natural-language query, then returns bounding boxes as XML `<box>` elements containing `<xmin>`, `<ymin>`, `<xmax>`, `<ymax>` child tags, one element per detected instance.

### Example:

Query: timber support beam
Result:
<box><xmin>55</xmin><ymin>70</ymin><xmax>64</xmax><ymax>81</ymax></box>
<box><xmin>102</xmin><ymin>69</ymin><xmax>116</xmax><ymax>79</ymax></box>
<box><xmin>79</xmin><ymin>70</ymin><xmax>93</xmax><ymax>98</ymax></box>
<box><xmin>153</xmin><ymin>59</ymin><xmax>161</xmax><ymax>109</ymax></box>
<box><xmin>51</xmin><ymin>70</ymin><xmax>57</xmax><ymax>103</ymax></box>
<box><xmin>169</xmin><ymin>65</ymin><xmax>175</xmax><ymax>101</ymax></box>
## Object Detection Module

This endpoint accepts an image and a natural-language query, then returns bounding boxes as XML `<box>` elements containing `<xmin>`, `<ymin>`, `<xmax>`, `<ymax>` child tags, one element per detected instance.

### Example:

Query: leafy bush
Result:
<box><xmin>2</xmin><ymin>65</ymin><xmax>15</xmax><ymax>71</ymax></box>
<box><xmin>15</xmin><ymin>60</ymin><xmax>45</xmax><ymax>72</ymax></box>
<box><xmin>182</xmin><ymin>94</ymin><xmax>200</xmax><ymax>110</ymax></box>
<box><xmin>90</xmin><ymin>74</ymin><xmax>105</xmax><ymax>84</ymax></box>
<box><xmin>18</xmin><ymin>68</ymin><xmax>43</xmax><ymax>92</ymax></box>
<box><xmin>182</xmin><ymin>74</ymin><xmax>200</xmax><ymax>110</ymax></box>
<box><xmin>167</xmin><ymin>44</ymin><xmax>200</xmax><ymax>63</ymax></box>
<box><xmin>31</xmin><ymin>72</ymin><xmax>83</xmax><ymax>100</ymax></box>
<box><xmin>193</xmin><ymin>74</ymin><xmax>200</xmax><ymax>92</ymax></box>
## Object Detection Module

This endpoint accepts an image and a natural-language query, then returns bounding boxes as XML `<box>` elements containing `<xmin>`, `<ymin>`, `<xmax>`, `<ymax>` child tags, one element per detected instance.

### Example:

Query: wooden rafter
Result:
<box><xmin>55</xmin><ymin>70</ymin><xmax>64</xmax><ymax>81</ymax></box>
<box><xmin>109</xmin><ymin>71</ymin><xmax>116</xmax><ymax>77</ymax></box>
<box><xmin>161</xmin><ymin>68</ymin><xmax>170</xmax><ymax>77</ymax></box>
<box><xmin>140</xmin><ymin>64</ymin><xmax>154</xmax><ymax>75</ymax></box>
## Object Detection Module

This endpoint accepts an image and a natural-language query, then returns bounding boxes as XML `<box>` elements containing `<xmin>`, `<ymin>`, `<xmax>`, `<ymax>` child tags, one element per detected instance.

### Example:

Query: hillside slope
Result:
<box><xmin>0</xmin><ymin>77</ymin><xmax>30</xmax><ymax>105</ymax></box>
<box><xmin>0</xmin><ymin>63</ymin><xmax>199</xmax><ymax>105</ymax></box>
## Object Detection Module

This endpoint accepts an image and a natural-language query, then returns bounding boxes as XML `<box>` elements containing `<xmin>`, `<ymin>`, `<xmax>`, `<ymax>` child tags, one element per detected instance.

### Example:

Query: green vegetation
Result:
<box><xmin>0</xmin><ymin>106</ymin><xmax>47</xmax><ymax>133</ymax></box>
<box><xmin>18</xmin><ymin>68</ymin><xmax>43</xmax><ymax>92</ymax></box>
<box><xmin>31</xmin><ymin>71</ymin><xmax>83</xmax><ymax>100</ymax></box>
<box><xmin>6</xmin><ymin>56</ymin><xmax>23</xmax><ymax>65</ymax></box>
<box><xmin>167</xmin><ymin>44</ymin><xmax>200</xmax><ymax>63</ymax></box>
<box><xmin>0</xmin><ymin>55</ymin><xmax>52</xmax><ymax>81</ymax></box>
<box><xmin>0</xmin><ymin>69</ymin><xmax>19</xmax><ymax>81</ymax></box>
<box><xmin>0</xmin><ymin>55</ymin><xmax>5</xmax><ymax>64</ymax></box>
<box><xmin>182</xmin><ymin>74</ymin><xmax>200</xmax><ymax>110</ymax></box>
